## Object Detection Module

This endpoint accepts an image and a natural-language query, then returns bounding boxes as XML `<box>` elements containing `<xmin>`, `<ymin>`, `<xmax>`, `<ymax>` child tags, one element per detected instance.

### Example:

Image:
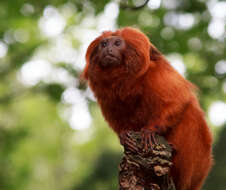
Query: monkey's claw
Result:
<box><xmin>141</xmin><ymin>128</ymin><xmax>158</xmax><ymax>152</ymax></box>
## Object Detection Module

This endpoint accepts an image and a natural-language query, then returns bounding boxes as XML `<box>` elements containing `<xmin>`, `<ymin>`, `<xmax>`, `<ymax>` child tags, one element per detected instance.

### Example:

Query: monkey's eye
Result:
<box><xmin>101</xmin><ymin>41</ymin><xmax>108</xmax><ymax>48</ymax></box>
<box><xmin>114</xmin><ymin>40</ymin><xmax>121</xmax><ymax>46</ymax></box>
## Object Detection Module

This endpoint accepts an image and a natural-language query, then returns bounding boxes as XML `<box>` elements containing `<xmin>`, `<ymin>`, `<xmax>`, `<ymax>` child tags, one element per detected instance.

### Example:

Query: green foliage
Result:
<box><xmin>90</xmin><ymin>0</ymin><xmax>112</xmax><ymax>13</ymax></box>
<box><xmin>0</xmin><ymin>0</ymin><xmax>225</xmax><ymax>190</ymax></box>
<box><xmin>74</xmin><ymin>151</ymin><xmax>120</xmax><ymax>190</ymax></box>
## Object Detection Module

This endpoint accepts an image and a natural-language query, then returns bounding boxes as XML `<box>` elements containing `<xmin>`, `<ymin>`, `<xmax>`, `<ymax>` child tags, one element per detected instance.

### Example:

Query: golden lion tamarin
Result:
<box><xmin>82</xmin><ymin>27</ymin><xmax>213</xmax><ymax>190</ymax></box>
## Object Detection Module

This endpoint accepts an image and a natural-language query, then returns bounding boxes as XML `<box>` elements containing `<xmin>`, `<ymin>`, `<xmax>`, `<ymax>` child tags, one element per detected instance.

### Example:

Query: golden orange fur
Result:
<box><xmin>82</xmin><ymin>27</ymin><xmax>212</xmax><ymax>190</ymax></box>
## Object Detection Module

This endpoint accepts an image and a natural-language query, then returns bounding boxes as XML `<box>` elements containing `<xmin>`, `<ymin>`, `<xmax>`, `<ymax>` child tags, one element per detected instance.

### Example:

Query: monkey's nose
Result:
<box><xmin>107</xmin><ymin>48</ymin><xmax>113</xmax><ymax>54</ymax></box>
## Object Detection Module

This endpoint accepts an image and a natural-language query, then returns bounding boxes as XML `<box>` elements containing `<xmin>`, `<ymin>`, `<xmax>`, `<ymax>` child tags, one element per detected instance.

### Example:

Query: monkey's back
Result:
<box><xmin>166</xmin><ymin>96</ymin><xmax>213</xmax><ymax>190</ymax></box>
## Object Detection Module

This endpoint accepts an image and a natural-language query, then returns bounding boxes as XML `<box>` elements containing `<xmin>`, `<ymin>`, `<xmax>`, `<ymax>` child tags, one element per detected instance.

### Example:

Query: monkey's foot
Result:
<box><xmin>141</xmin><ymin>128</ymin><xmax>159</xmax><ymax>152</ymax></box>
<box><xmin>119</xmin><ymin>131</ymin><xmax>139</xmax><ymax>152</ymax></box>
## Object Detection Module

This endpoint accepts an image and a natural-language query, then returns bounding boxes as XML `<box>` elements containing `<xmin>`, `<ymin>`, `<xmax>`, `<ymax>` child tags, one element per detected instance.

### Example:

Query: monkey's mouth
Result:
<box><xmin>100</xmin><ymin>55</ymin><xmax>120</xmax><ymax>68</ymax></box>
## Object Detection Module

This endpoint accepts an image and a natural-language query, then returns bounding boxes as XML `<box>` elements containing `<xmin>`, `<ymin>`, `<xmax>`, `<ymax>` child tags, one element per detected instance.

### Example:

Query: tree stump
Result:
<box><xmin>119</xmin><ymin>131</ymin><xmax>176</xmax><ymax>190</ymax></box>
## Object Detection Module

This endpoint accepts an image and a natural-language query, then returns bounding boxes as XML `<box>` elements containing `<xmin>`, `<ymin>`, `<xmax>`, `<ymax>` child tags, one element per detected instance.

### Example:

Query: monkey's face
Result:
<box><xmin>86</xmin><ymin>34</ymin><xmax>147</xmax><ymax>84</ymax></box>
<box><xmin>84</xmin><ymin>28</ymin><xmax>155</xmax><ymax>83</ymax></box>
<box><xmin>98</xmin><ymin>36</ymin><xmax>126</xmax><ymax>68</ymax></box>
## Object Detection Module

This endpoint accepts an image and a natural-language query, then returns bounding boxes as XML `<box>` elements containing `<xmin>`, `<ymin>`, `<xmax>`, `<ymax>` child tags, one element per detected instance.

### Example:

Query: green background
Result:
<box><xmin>0</xmin><ymin>0</ymin><xmax>225</xmax><ymax>189</ymax></box>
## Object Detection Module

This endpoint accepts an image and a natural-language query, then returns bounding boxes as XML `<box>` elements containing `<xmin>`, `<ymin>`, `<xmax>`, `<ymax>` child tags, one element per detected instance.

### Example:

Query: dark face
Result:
<box><xmin>98</xmin><ymin>36</ymin><xmax>126</xmax><ymax>68</ymax></box>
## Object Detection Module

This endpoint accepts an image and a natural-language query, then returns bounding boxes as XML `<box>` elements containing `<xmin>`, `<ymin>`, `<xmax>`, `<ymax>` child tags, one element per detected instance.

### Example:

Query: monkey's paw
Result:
<box><xmin>141</xmin><ymin>128</ymin><xmax>159</xmax><ymax>153</ymax></box>
<box><xmin>119</xmin><ymin>131</ymin><xmax>139</xmax><ymax>152</ymax></box>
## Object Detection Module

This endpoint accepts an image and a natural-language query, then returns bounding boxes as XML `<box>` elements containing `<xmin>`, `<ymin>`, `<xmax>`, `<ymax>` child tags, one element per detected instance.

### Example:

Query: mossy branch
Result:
<box><xmin>120</xmin><ymin>0</ymin><xmax>150</xmax><ymax>10</ymax></box>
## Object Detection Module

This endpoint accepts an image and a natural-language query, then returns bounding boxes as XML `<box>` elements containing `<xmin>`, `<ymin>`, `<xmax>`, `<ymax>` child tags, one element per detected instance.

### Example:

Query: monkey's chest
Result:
<box><xmin>100</xmin><ymin>96</ymin><xmax>150</xmax><ymax>133</ymax></box>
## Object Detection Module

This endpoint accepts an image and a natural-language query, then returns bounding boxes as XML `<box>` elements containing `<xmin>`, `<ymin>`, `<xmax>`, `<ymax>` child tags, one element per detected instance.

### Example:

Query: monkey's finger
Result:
<box><xmin>124</xmin><ymin>135</ymin><xmax>137</xmax><ymax>147</ymax></box>
<box><xmin>145</xmin><ymin>135</ymin><xmax>150</xmax><ymax>152</ymax></box>
<box><xmin>126</xmin><ymin>142</ymin><xmax>139</xmax><ymax>152</ymax></box>
<box><xmin>120</xmin><ymin>132</ymin><xmax>139</xmax><ymax>152</ymax></box>
<box><xmin>151</xmin><ymin>133</ymin><xmax>159</xmax><ymax>146</ymax></box>
<box><xmin>148</xmin><ymin>134</ymin><xmax>154</xmax><ymax>150</ymax></box>
<box><xmin>119</xmin><ymin>132</ymin><xmax>129</xmax><ymax>145</ymax></box>
<box><xmin>141</xmin><ymin>132</ymin><xmax>147</xmax><ymax>151</ymax></box>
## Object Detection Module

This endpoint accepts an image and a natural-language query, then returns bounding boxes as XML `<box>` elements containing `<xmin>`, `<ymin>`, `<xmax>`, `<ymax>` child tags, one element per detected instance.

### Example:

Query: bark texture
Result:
<box><xmin>119</xmin><ymin>131</ymin><xmax>176</xmax><ymax>190</ymax></box>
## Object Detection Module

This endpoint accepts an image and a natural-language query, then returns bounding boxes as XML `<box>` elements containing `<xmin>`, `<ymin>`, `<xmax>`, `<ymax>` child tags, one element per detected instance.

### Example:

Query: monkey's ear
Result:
<box><xmin>149</xmin><ymin>46</ymin><xmax>161</xmax><ymax>61</ymax></box>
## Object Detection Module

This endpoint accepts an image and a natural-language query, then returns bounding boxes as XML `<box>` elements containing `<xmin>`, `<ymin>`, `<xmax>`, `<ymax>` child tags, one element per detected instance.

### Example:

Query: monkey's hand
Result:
<box><xmin>119</xmin><ymin>131</ymin><xmax>139</xmax><ymax>152</ymax></box>
<box><xmin>141</xmin><ymin>128</ymin><xmax>159</xmax><ymax>153</ymax></box>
